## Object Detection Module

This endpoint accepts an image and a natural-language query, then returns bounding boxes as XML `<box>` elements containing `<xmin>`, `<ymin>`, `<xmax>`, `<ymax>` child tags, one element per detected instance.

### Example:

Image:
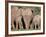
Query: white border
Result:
<box><xmin>8</xmin><ymin>3</ymin><xmax>43</xmax><ymax>34</ymax></box>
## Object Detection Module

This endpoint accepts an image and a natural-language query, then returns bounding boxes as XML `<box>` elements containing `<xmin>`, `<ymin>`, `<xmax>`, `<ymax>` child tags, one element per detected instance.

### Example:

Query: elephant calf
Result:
<box><xmin>32</xmin><ymin>15</ymin><xmax>41</xmax><ymax>30</ymax></box>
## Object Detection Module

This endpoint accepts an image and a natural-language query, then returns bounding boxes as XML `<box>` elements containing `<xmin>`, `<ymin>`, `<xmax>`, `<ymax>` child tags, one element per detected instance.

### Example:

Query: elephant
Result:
<box><xmin>11</xmin><ymin>7</ymin><xmax>23</xmax><ymax>30</ymax></box>
<box><xmin>31</xmin><ymin>15</ymin><xmax>41</xmax><ymax>30</ymax></box>
<box><xmin>21</xmin><ymin>8</ymin><xmax>34</xmax><ymax>30</ymax></box>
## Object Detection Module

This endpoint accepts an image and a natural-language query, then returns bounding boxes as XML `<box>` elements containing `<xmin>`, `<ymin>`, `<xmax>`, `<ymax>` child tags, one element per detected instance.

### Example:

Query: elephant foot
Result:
<box><xmin>11</xmin><ymin>24</ymin><xmax>16</xmax><ymax>31</ymax></box>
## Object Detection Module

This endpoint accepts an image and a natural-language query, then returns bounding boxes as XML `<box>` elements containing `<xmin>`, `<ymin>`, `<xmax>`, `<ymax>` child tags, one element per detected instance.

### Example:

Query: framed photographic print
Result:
<box><xmin>5</xmin><ymin>1</ymin><xmax>45</xmax><ymax>36</ymax></box>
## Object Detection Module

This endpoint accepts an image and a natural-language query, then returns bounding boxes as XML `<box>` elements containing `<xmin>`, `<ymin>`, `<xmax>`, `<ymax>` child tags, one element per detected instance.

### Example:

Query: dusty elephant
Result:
<box><xmin>32</xmin><ymin>15</ymin><xmax>41</xmax><ymax>30</ymax></box>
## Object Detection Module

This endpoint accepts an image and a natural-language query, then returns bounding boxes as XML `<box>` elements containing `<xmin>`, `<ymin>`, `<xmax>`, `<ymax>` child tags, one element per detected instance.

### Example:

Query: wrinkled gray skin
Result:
<box><xmin>31</xmin><ymin>15</ymin><xmax>41</xmax><ymax>30</ymax></box>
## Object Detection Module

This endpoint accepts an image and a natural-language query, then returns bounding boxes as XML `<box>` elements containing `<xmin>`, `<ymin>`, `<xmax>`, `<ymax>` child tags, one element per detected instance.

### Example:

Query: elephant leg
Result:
<box><xmin>30</xmin><ymin>24</ymin><xmax>33</xmax><ymax>30</ymax></box>
<box><xmin>15</xmin><ymin>21</ymin><xmax>19</xmax><ymax>30</ymax></box>
<box><xmin>18</xmin><ymin>17</ymin><xmax>23</xmax><ymax>29</ymax></box>
<box><xmin>35</xmin><ymin>24</ymin><xmax>36</xmax><ymax>30</ymax></box>
<box><xmin>11</xmin><ymin>18</ymin><xmax>16</xmax><ymax>30</ymax></box>
<box><xmin>11</xmin><ymin>22</ymin><xmax>15</xmax><ymax>30</ymax></box>
<box><xmin>38</xmin><ymin>24</ymin><xmax>41</xmax><ymax>30</ymax></box>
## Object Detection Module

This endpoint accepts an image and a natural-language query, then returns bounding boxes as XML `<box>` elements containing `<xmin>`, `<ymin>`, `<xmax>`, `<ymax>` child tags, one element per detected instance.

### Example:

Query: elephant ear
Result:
<box><xmin>31</xmin><ymin>9</ymin><xmax>35</xmax><ymax>16</ymax></box>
